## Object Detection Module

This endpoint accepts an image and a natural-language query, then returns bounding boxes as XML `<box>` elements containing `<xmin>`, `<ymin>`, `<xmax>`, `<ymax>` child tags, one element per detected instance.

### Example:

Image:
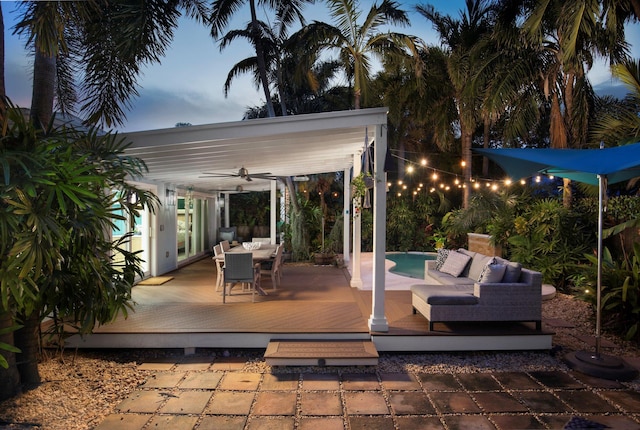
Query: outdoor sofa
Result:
<box><xmin>410</xmin><ymin>248</ymin><xmax>542</xmax><ymax>331</ymax></box>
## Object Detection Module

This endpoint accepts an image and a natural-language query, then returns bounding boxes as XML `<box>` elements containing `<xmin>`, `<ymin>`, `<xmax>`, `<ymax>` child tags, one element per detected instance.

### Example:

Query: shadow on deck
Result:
<box><xmin>65</xmin><ymin>257</ymin><xmax>552</xmax><ymax>352</ymax></box>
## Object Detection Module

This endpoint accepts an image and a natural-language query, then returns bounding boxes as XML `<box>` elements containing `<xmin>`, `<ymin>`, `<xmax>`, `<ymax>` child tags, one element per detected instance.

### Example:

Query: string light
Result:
<box><xmin>386</xmin><ymin>150</ymin><xmax>559</xmax><ymax>197</ymax></box>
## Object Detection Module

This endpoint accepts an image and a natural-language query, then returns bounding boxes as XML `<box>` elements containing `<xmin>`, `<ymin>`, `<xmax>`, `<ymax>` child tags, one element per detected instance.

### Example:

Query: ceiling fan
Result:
<box><xmin>200</xmin><ymin>166</ymin><xmax>277</xmax><ymax>182</ymax></box>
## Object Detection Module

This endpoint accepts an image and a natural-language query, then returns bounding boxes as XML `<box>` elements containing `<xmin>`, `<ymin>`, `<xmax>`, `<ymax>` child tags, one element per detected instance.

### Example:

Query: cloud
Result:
<box><xmin>119</xmin><ymin>84</ymin><xmax>261</xmax><ymax>132</ymax></box>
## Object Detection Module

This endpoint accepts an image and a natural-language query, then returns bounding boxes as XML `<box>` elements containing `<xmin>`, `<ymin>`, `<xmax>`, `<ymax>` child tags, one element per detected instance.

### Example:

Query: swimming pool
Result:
<box><xmin>386</xmin><ymin>252</ymin><xmax>436</xmax><ymax>279</ymax></box>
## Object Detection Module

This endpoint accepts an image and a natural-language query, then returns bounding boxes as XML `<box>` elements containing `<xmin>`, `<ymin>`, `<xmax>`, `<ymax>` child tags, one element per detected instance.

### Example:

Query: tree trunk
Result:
<box><xmin>0</xmin><ymin>3</ymin><xmax>6</xmax><ymax>123</ymax></box>
<box><xmin>0</xmin><ymin>310</ymin><xmax>21</xmax><ymax>401</ymax></box>
<box><xmin>461</xmin><ymin>129</ymin><xmax>473</xmax><ymax>209</ymax></box>
<box><xmin>249</xmin><ymin>0</ymin><xmax>275</xmax><ymax>118</ymax></box>
<box><xmin>482</xmin><ymin>116</ymin><xmax>490</xmax><ymax>178</ymax></box>
<box><xmin>30</xmin><ymin>49</ymin><xmax>56</xmax><ymax>129</ymax></box>
<box><xmin>14</xmin><ymin>312</ymin><xmax>41</xmax><ymax>386</ymax></box>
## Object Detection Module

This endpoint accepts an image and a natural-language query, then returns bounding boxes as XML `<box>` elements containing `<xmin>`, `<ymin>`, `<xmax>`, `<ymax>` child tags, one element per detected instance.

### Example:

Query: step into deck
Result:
<box><xmin>264</xmin><ymin>339</ymin><xmax>379</xmax><ymax>366</ymax></box>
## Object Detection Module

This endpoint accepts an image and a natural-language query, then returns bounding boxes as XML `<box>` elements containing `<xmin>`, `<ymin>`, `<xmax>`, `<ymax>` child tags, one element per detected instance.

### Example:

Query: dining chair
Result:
<box><xmin>220</xmin><ymin>240</ymin><xmax>231</xmax><ymax>252</ymax></box>
<box><xmin>223</xmin><ymin>252</ymin><xmax>261</xmax><ymax>303</ymax></box>
<box><xmin>261</xmin><ymin>244</ymin><xmax>283</xmax><ymax>290</ymax></box>
<box><xmin>212</xmin><ymin>244</ymin><xmax>224</xmax><ymax>292</ymax></box>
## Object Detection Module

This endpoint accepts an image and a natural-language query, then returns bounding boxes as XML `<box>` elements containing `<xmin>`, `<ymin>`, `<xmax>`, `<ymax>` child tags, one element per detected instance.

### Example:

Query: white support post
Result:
<box><xmin>351</xmin><ymin>152</ymin><xmax>363</xmax><ymax>289</ymax></box>
<box><xmin>224</xmin><ymin>194</ymin><xmax>230</xmax><ymax>228</ymax></box>
<box><xmin>343</xmin><ymin>167</ymin><xmax>351</xmax><ymax>263</ymax></box>
<box><xmin>270</xmin><ymin>180</ymin><xmax>277</xmax><ymax>244</ymax></box>
<box><xmin>369</xmin><ymin>123</ymin><xmax>389</xmax><ymax>332</ymax></box>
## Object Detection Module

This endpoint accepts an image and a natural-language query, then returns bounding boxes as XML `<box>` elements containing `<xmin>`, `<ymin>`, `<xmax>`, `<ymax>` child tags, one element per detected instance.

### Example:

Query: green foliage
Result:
<box><xmin>507</xmin><ymin>199</ymin><xmax>592</xmax><ymax>289</ymax></box>
<box><xmin>0</xmin><ymin>323</ymin><xmax>22</xmax><ymax>369</ymax></box>
<box><xmin>0</xmin><ymin>104</ymin><xmax>158</xmax><ymax>343</ymax></box>
<box><xmin>575</xmin><ymin>244</ymin><xmax>640</xmax><ymax>341</ymax></box>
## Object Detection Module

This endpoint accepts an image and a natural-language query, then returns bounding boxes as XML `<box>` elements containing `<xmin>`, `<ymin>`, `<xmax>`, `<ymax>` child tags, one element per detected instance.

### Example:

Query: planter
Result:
<box><xmin>467</xmin><ymin>233</ymin><xmax>502</xmax><ymax>257</ymax></box>
<box><xmin>252</xmin><ymin>225</ymin><xmax>269</xmax><ymax>238</ymax></box>
<box><xmin>237</xmin><ymin>225</ymin><xmax>250</xmax><ymax>242</ymax></box>
<box><xmin>314</xmin><ymin>253</ymin><xmax>335</xmax><ymax>265</ymax></box>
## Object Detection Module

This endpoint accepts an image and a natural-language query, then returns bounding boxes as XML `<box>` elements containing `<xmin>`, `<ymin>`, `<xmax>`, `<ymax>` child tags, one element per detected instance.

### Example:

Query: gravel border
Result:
<box><xmin>0</xmin><ymin>293</ymin><xmax>638</xmax><ymax>429</ymax></box>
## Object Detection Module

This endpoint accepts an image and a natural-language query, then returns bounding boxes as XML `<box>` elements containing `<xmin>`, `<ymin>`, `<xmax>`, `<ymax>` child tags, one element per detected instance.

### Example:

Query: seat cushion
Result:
<box><xmin>410</xmin><ymin>284</ymin><xmax>477</xmax><ymax>305</ymax></box>
<box><xmin>438</xmin><ymin>251</ymin><xmax>472</xmax><ymax>277</ymax></box>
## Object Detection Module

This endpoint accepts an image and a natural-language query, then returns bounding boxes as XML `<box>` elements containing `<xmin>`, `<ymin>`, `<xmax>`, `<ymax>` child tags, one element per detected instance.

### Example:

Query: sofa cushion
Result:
<box><xmin>478</xmin><ymin>263</ymin><xmax>507</xmax><ymax>283</ymax></box>
<box><xmin>427</xmin><ymin>269</ymin><xmax>475</xmax><ymax>285</ymax></box>
<box><xmin>468</xmin><ymin>254</ymin><xmax>495</xmax><ymax>281</ymax></box>
<box><xmin>439</xmin><ymin>251</ymin><xmax>472</xmax><ymax>277</ymax></box>
<box><xmin>458</xmin><ymin>249</ymin><xmax>476</xmax><ymax>277</ymax></box>
<box><xmin>410</xmin><ymin>284</ymin><xmax>476</xmax><ymax>305</ymax></box>
<box><xmin>434</xmin><ymin>248</ymin><xmax>451</xmax><ymax>271</ymax></box>
<box><xmin>495</xmin><ymin>257</ymin><xmax>522</xmax><ymax>283</ymax></box>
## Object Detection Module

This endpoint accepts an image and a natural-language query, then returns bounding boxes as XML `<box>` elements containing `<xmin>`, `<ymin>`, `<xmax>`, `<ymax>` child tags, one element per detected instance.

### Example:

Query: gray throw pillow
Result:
<box><xmin>439</xmin><ymin>251</ymin><xmax>472</xmax><ymax>277</ymax></box>
<box><xmin>478</xmin><ymin>263</ymin><xmax>507</xmax><ymax>283</ymax></box>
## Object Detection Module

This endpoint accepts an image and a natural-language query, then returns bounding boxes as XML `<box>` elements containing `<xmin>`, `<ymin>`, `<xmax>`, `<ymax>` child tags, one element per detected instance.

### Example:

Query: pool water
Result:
<box><xmin>386</xmin><ymin>252</ymin><xmax>436</xmax><ymax>279</ymax></box>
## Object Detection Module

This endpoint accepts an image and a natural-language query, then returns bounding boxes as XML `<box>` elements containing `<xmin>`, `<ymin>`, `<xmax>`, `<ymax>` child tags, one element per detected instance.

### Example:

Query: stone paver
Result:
<box><xmin>344</xmin><ymin>391</ymin><xmax>389</xmax><ymax>415</ymax></box>
<box><xmin>300</xmin><ymin>392</ymin><xmax>342</xmax><ymax>415</ymax></box>
<box><xmin>380</xmin><ymin>372</ymin><xmax>421</xmax><ymax>390</ymax></box>
<box><xmin>388</xmin><ymin>391</ymin><xmax>434</xmax><ymax>415</ymax></box>
<box><xmin>252</xmin><ymin>391</ymin><xmax>297</xmax><ymax>415</ymax></box>
<box><xmin>178</xmin><ymin>371</ymin><xmax>223</xmax><ymax>389</ymax></box>
<box><xmin>342</xmin><ymin>372</ymin><xmax>380</xmax><ymax>390</ymax></box>
<box><xmin>141</xmin><ymin>371</ymin><xmax>185</xmax><ymax>388</ymax></box>
<box><xmin>93</xmin><ymin>356</ymin><xmax>640</xmax><ymax>430</ymax></box>
<box><xmin>473</xmin><ymin>391</ymin><xmax>529</xmax><ymax>413</ymax></box>
<box><xmin>302</xmin><ymin>373</ymin><xmax>340</xmax><ymax>390</ymax></box>
<box><xmin>218</xmin><ymin>372</ymin><xmax>261</xmax><ymax>390</ymax></box>
<box><xmin>298</xmin><ymin>417</ymin><xmax>344</xmax><ymax>430</ymax></box>
<box><xmin>207</xmin><ymin>391</ymin><xmax>255</xmax><ymax>415</ymax></box>
<box><xmin>158</xmin><ymin>390</ymin><xmax>212</xmax><ymax>414</ymax></box>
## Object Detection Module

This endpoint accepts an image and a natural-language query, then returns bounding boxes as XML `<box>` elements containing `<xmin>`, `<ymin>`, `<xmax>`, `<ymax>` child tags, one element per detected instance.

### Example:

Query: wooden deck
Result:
<box><xmin>65</xmin><ymin>257</ymin><xmax>553</xmax><ymax>352</ymax></box>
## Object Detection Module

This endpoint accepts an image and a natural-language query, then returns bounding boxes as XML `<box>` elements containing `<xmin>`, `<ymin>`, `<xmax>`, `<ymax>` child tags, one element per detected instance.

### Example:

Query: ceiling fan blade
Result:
<box><xmin>200</xmin><ymin>172</ymin><xmax>239</xmax><ymax>178</ymax></box>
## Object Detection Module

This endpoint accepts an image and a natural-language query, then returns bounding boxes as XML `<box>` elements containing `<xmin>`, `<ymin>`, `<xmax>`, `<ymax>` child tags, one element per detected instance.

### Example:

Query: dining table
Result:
<box><xmin>214</xmin><ymin>243</ymin><xmax>278</xmax><ymax>299</ymax></box>
<box><xmin>214</xmin><ymin>243</ymin><xmax>278</xmax><ymax>262</ymax></box>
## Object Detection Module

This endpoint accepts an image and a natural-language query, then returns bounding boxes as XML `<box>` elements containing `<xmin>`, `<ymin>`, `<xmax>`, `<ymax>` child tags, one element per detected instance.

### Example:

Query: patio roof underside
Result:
<box><xmin>123</xmin><ymin>108</ymin><xmax>388</xmax><ymax>194</ymax></box>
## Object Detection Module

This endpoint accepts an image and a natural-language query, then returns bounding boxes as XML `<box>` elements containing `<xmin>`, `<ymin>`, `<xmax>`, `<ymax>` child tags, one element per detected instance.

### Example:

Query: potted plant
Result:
<box><xmin>351</xmin><ymin>172</ymin><xmax>374</xmax><ymax>212</ymax></box>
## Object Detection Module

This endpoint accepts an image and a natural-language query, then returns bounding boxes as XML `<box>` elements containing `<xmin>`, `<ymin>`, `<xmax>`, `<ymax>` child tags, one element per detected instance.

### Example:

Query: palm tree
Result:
<box><xmin>297</xmin><ymin>0</ymin><xmax>422</xmax><ymax>110</ymax></box>
<box><xmin>590</xmin><ymin>58</ymin><xmax>640</xmax><ymax>145</ymax></box>
<box><xmin>210</xmin><ymin>0</ymin><xmax>312</xmax><ymax>118</ymax></box>
<box><xmin>13</xmin><ymin>0</ymin><xmax>209</xmax><ymax>128</ymax></box>
<box><xmin>514</xmin><ymin>0</ymin><xmax>630</xmax><ymax>206</ymax></box>
<box><xmin>416</xmin><ymin>0</ymin><xmax>497</xmax><ymax>208</ymax></box>
<box><xmin>4</xmin><ymin>0</ymin><xmax>205</xmax><ymax>389</ymax></box>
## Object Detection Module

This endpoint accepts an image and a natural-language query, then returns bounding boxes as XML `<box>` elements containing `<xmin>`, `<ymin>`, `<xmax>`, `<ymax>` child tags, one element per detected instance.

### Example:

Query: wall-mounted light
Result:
<box><xmin>165</xmin><ymin>188</ymin><xmax>176</xmax><ymax>208</ymax></box>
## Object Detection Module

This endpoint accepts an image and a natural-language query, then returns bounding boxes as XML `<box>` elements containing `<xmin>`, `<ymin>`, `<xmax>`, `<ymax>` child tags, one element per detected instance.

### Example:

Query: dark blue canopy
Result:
<box><xmin>474</xmin><ymin>142</ymin><xmax>640</xmax><ymax>185</ymax></box>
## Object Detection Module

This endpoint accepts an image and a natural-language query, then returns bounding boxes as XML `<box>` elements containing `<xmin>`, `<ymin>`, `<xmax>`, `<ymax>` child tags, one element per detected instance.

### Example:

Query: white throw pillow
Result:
<box><xmin>478</xmin><ymin>263</ymin><xmax>507</xmax><ymax>283</ymax></box>
<box><xmin>439</xmin><ymin>251</ymin><xmax>472</xmax><ymax>277</ymax></box>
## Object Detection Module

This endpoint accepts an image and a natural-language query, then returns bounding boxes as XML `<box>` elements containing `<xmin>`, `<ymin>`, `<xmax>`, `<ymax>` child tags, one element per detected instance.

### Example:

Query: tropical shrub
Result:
<box><xmin>1</xmin><ymin>105</ymin><xmax>158</xmax><ymax>385</ymax></box>
<box><xmin>574</xmin><ymin>244</ymin><xmax>640</xmax><ymax>341</ymax></box>
<box><xmin>507</xmin><ymin>199</ymin><xmax>593</xmax><ymax>290</ymax></box>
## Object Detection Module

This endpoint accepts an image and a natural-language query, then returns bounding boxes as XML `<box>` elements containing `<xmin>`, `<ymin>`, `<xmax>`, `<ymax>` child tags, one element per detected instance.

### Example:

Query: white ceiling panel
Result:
<box><xmin>123</xmin><ymin>108</ymin><xmax>387</xmax><ymax>193</ymax></box>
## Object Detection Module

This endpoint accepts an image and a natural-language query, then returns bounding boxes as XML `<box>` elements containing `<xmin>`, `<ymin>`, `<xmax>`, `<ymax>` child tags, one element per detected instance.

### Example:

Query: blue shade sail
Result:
<box><xmin>474</xmin><ymin>142</ymin><xmax>640</xmax><ymax>185</ymax></box>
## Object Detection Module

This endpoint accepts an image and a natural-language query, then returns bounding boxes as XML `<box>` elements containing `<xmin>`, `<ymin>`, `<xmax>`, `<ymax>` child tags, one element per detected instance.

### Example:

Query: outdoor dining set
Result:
<box><xmin>213</xmin><ymin>238</ymin><xmax>284</xmax><ymax>303</ymax></box>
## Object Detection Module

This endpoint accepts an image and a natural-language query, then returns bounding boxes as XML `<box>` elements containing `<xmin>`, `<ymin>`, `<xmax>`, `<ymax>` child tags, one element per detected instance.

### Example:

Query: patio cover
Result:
<box><xmin>122</xmin><ymin>108</ymin><xmax>389</xmax><ymax>193</ymax></box>
<box><xmin>474</xmin><ymin>143</ymin><xmax>640</xmax><ymax>379</ymax></box>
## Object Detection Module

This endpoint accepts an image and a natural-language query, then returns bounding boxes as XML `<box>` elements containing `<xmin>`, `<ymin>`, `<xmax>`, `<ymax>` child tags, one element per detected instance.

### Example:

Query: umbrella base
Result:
<box><xmin>564</xmin><ymin>350</ymin><xmax>638</xmax><ymax>381</ymax></box>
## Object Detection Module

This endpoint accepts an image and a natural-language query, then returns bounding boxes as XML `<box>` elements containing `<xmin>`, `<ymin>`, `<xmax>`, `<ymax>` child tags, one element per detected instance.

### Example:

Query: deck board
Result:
<box><xmin>65</xmin><ymin>257</ymin><xmax>553</xmax><ymax>351</ymax></box>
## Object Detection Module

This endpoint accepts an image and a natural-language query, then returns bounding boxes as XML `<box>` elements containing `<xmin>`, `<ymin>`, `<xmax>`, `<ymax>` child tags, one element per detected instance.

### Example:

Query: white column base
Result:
<box><xmin>368</xmin><ymin>316</ymin><xmax>389</xmax><ymax>332</ymax></box>
<box><xmin>350</xmin><ymin>278</ymin><xmax>363</xmax><ymax>289</ymax></box>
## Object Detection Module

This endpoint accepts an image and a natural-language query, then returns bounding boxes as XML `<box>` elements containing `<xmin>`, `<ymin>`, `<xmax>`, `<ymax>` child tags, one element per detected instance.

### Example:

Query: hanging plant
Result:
<box><xmin>352</xmin><ymin>172</ymin><xmax>374</xmax><ymax>212</ymax></box>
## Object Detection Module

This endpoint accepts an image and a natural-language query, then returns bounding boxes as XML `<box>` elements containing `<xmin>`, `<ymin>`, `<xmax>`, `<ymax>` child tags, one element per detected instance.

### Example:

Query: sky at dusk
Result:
<box><xmin>3</xmin><ymin>1</ymin><xmax>639</xmax><ymax>133</ymax></box>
